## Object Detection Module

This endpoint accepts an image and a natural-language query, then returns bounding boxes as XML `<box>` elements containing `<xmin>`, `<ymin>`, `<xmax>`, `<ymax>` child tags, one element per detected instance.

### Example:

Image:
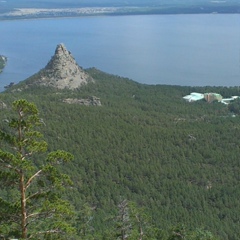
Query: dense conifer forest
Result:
<box><xmin>1</xmin><ymin>68</ymin><xmax>240</xmax><ymax>239</ymax></box>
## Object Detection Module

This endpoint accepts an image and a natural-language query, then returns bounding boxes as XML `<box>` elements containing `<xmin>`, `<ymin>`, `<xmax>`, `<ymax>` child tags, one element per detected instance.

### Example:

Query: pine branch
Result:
<box><xmin>0</xmin><ymin>159</ymin><xmax>20</xmax><ymax>174</ymax></box>
<box><xmin>25</xmin><ymin>190</ymin><xmax>44</xmax><ymax>202</ymax></box>
<box><xmin>25</xmin><ymin>169</ymin><xmax>42</xmax><ymax>189</ymax></box>
<box><xmin>27</xmin><ymin>210</ymin><xmax>56</xmax><ymax>220</ymax></box>
<box><xmin>29</xmin><ymin>229</ymin><xmax>62</xmax><ymax>239</ymax></box>
<box><xmin>25</xmin><ymin>185</ymin><xmax>54</xmax><ymax>202</ymax></box>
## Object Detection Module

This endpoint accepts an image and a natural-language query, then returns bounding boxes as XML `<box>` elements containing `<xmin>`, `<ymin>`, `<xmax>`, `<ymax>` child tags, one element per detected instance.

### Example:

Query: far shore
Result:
<box><xmin>0</xmin><ymin>6</ymin><xmax>239</xmax><ymax>21</ymax></box>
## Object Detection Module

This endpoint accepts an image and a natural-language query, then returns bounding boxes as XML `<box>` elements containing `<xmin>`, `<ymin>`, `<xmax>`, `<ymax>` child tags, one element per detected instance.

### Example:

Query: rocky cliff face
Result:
<box><xmin>34</xmin><ymin>43</ymin><xmax>93</xmax><ymax>89</ymax></box>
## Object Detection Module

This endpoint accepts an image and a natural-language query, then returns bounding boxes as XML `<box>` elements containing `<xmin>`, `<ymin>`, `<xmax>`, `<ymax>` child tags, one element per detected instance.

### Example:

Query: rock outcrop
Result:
<box><xmin>0</xmin><ymin>55</ymin><xmax>7</xmax><ymax>73</ymax></box>
<box><xmin>63</xmin><ymin>96</ymin><xmax>101</xmax><ymax>106</ymax></box>
<box><xmin>0</xmin><ymin>101</ymin><xmax>7</xmax><ymax>109</ymax></box>
<box><xmin>33</xmin><ymin>43</ymin><xmax>93</xmax><ymax>89</ymax></box>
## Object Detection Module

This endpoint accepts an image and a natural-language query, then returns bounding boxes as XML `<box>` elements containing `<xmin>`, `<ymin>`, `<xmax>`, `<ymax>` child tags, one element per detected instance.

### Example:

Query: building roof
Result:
<box><xmin>183</xmin><ymin>92</ymin><xmax>204</xmax><ymax>102</ymax></box>
<box><xmin>183</xmin><ymin>92</ymin><xmax>240</xmax><ymax>105</ymax></box>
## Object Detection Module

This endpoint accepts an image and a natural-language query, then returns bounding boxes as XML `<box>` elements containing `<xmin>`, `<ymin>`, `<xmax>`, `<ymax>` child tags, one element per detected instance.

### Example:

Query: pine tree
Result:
<box><xmin>0</xmin><ymin>99</ymin><xmax>75</xmax><ymax>239</ymax></box>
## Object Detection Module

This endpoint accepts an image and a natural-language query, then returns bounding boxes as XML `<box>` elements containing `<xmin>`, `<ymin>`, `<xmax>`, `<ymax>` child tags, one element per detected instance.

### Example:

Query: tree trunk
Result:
<box><xmin>20</xmin><ymin>172</ymin><xmax>27</xmax><ymax>239</ymax></box>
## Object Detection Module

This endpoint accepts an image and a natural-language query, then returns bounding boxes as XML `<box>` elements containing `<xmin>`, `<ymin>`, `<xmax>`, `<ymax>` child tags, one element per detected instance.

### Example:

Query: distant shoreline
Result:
<box><xmin>0</xmin><ymin>6</ymin><xmax>239</xmax><ymax>21</ymax></box>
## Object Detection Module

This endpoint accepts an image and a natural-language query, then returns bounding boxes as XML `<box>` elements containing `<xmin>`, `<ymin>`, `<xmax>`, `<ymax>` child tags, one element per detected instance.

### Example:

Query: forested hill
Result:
<box><xmin>1</xmin><ymin>68</ymin><xmax>240</xmax><ymax>239</ymax></box>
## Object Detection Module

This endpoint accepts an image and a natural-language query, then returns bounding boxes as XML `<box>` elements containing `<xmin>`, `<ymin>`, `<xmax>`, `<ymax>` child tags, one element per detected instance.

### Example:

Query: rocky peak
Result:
<box><xmin>35</xmin><ymin>43</ymin><xmax>93</xmax><ymax>89</ymax></box>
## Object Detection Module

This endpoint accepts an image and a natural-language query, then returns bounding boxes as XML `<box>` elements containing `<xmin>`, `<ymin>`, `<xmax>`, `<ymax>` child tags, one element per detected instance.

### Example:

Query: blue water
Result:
<box><xmin>0</xmin><ymin>14</ymin><xmax>239</xmax><ymax>91</ymax></box>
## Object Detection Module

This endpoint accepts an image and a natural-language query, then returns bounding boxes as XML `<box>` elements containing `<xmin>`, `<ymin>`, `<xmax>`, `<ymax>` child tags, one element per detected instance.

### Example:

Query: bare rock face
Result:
<box><xmin>63</xmin><ymin>96</ymin><xmax>101</xmax><ymax>106</ymax></box>
<box><xmin>0</xmin><ymin>100</ymin><xmax>7</xmax><ymax>109</ymax></box>
<box><xmin>0</xmin><ymin>55</ymin><xmax>7</xmax><ymax>73</ymax></box>
<box><xmin>36</xmin><ymin>43</ymin><xmax>93</xmax><ymax>89</ymax></box>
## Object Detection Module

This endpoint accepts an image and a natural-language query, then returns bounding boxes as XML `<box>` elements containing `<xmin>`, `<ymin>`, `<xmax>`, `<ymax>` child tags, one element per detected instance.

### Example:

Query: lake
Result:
<box><xmin>0</xmin><ymin>14</ymin><xmax>239</xmax><ymax>91</ymax></box>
